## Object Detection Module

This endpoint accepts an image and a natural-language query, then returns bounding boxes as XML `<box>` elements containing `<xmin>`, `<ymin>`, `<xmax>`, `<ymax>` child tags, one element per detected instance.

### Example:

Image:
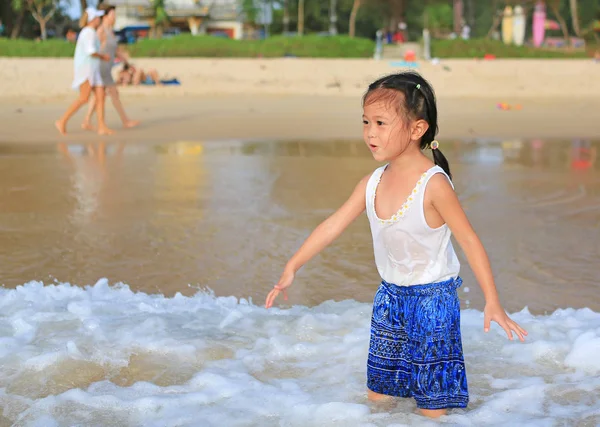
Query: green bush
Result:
<box><xmin>0</xmin><ymin>35</ymin><xmax>375</xmax><ymax>58</ymax></box>
<box><xmin>431</xmin><ymin>38</ymin><xmax>589</xmax><ymax>59</ymax></box>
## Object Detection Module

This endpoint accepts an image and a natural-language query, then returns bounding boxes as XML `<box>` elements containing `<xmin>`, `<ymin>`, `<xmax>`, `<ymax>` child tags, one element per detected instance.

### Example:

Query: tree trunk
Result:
<box><xmin>390</xmin><ymin>0</ymin><xmax>405</xmax><ymax>33</ymax></box>
<box><xmin>150</xmin><ymin>20</ymin><xmax>157</xmax><ymax>39</ymax></box>
<box><xmin>282</xmin><ymin>0</ymin><xmax>289</xmax><ymax>33</ymax></box>
<box><xmin>486</xmin><ymin>0</ymin><xmax>499</xmax><ymax>39</ymax></box>
<box><xmin>466</xmin><ymin>0</ymin><xmax>475</xmax><ymax>29</ymax></box>
<box><xmin>569</xmin><ymin>0</ymin><xmax>581</xmax><ymax>37</ymax></box>
<box><xmin>30</xmin><ymin>4</ymin><xmax>56</xmax><ymax>41</ymax></box>
<box><xmin>329</xmin><ymin>0</ymin><xmax>337</xmax><ymax>35</ymax></box>
<box><xmin>349</xmin><ymin>0</ymin><xmax>361</xmax><ymax>38</ymax></box>
<box><xmin>39</xmin><ymin>19</ymin><xmax>47</xmax><ymax>40</ymax></box>
<box><xmin>549</xmin><ymin>2</ymin><xmax>570</xmax><ymax>44</ymax></box>
<box><xmin>10</xmin><ymin>9</ymin><xmax>25</xmax><ymax>39</ymax></box>
<box><xmin>79</xmin><ymin>0</ymin><xmax>87</xmax><ymax>15</ymax></box>
<box><xmin>453</xmin><ymin>0</ymin><xmax>464</xmax><ymax>34</ymax></box>
<box><xmin>297</xmin><ymin>0</ymin><xmax>304</xmax><ymax>35</ymax></box>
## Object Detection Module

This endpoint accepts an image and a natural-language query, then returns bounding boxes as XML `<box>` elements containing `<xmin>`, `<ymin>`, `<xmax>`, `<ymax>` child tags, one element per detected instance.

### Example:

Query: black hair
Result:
<box><xmin>99</xmin><ymin>3</ymin><xmax>116</xmax><ymax>13</ymax></box>
<box><xmin>362</xmin><ymin>71</ymin><xmax>451</xmax><ymax>179</ymax></box>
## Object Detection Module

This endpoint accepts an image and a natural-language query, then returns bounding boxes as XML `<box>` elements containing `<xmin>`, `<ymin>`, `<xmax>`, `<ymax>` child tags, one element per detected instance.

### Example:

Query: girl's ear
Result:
<box><xmin>411</xmin><ymin>119</ymin><xmax>429</xmax><ymax>141</ymax></box>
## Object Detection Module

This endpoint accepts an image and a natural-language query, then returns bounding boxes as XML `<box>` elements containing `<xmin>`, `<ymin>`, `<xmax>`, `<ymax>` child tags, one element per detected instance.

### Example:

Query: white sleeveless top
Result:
<box><xmin>72</xmin><ymin>27</ymin><xmax>103</xmax><ymax>90</ymax></box>
<box><xmin>365</xmin><ymin>165</ymin><xmax>460</xmax><ymax>286</ymax></box>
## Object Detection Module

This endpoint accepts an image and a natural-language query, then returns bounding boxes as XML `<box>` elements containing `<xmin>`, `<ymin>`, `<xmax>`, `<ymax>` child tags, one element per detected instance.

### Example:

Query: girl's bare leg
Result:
<box><xmin>81</xmin><ymin>97</ymin><xmax>96</xmax><ymax>131</ymax></box>
<box><xmin>106</xmin><ymin>85</ymin><xmax>139</xmax><ymax>128</ymax></box>
<box><xmin>133</xmin><ymin>69</ymin><xmax>144</xmax><ymax>85</ymax></box>
<box><xmin>367</xmin><ymin>389</ymin><xmax>393</xmax><ymax>403</ymax></box>
<box><xmin>419</xmin><ymin>408</ymin><xmax>447</xmax><ymax>418</ymax></box>
<box><xmin>367</xmin><ymin>390</ymin><xmax>447</xmax><ymax>418</ymax></box>
<box><xmin>148</xmin><ymin>69</ymin><xmax>160</xmax><ymax>84</ymax></box>
<box><xmin>94</xmin><ymin>86</ymin><xmax>114</xmax><ymax>135</ymax></box>
<box><xmin>55</xmin><ymin>81</ymin><xmax>92</xmax><ymax>135</ymax></box>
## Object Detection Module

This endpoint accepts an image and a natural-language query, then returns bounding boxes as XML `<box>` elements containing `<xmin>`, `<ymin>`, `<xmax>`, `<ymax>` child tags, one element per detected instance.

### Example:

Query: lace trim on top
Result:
<box><xmin>371</xmin><ymin>166</ymin><xmax>433</xmax><ymax>224</ymax></box>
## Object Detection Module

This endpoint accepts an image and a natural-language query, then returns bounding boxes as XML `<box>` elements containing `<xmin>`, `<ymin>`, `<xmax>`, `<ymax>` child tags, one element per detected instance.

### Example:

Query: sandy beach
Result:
<box><xmin>1</xmin><ymin>58</ymin><xmax>600</xmax><ymax>143</ymax></box>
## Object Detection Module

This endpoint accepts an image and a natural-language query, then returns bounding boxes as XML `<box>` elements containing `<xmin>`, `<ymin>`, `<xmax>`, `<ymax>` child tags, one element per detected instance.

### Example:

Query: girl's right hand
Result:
<box><xmin>265</xmin><ymin>269</ymin><xmax>295</xmax><ymax>309</ymax></box>
<box><xmin>101</xmin><ymin>54</ymin><xmax>110</xmax><ymax>61</ymax></box>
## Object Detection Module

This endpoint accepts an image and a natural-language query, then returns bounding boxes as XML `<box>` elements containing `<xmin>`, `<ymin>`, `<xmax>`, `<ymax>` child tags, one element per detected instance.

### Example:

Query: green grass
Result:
<box><xmin>128</xmin><ymin>34</ymin><xmax>375</xmax><ymax>58</ymax></box>
<box><xmin>0</xmin><ymin>35</ymin><xmax>375</xmax><ymax>58</ymax></box>
<box><xmin>0</xmin><ymin>38</ymin><xmax>75</xmax><ymax>57</ymax></box>
<box><xmin>431</xmin><ymin>39</ymin><xmax>591</xmax><ymax>59</ymax></box>
<box><xmin>3</xmin><ymin>35</ymin><xmax>595</xmax><ymax>59</ymax></box>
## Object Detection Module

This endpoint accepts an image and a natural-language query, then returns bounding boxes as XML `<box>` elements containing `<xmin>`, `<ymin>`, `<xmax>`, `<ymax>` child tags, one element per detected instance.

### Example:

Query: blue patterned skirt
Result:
<box><xmin>367</xmin><ymin>277</ymin><xmax>469</xmax><ymax>410</ymax></box>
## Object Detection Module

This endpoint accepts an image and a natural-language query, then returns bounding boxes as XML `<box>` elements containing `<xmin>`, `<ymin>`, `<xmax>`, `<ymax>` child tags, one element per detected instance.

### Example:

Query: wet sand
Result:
<box><xmin>0</xmin><ymin>138</ymin><xmax>598</xmax><ymax>314</ymax></box>
<box><xmin>1</xmin><ymin>58</ymin><xmax>599</xmax><ymax>315</ymax></box>
<box><xmin>2</xmin><ymin>95</ymin><xmax>600</xmax><ymax>144</ymax></box>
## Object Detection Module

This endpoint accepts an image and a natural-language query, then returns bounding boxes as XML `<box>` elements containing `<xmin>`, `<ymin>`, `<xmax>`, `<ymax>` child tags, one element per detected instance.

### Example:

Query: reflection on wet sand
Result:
<box><xmin>0</xmin><ymin>138</ymin><xmax>598</xmax><ymax>314</ymax></box>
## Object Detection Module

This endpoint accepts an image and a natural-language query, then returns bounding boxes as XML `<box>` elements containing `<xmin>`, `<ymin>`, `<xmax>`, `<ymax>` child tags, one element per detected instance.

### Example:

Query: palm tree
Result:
<box><xmin>298</xmin><ymin>0</ymin><xmax>304</xmax><ymax>35</ymax></box>
<box><xmin>150</xmin><ymin>0</ymin><xmax>168</xmax><ymax>38</ymax></box>
<box><xmin>569</xmin><ymin>0</ymin><xmax>581</xmax><ymax>37</ymax></box>
<box><xmin>349</xmin><ymin>0</ymin><xmax>361</xmax><ymax>38</ymax></box>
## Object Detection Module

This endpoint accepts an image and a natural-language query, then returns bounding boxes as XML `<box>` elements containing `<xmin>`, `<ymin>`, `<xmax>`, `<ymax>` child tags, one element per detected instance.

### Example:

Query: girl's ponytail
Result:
<box><xmin>431</xmin><ymin>146</ymin><xmax>452</xmax><ymax>180</ymax></box>
<box><xmin>79</xmin><ymin>11</ymin><xmax>89</xmax><ymax>29</ymax></box>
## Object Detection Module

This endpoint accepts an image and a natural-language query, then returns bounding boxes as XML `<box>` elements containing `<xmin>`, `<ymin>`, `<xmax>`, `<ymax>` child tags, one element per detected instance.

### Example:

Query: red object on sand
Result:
<box><xmin>484</xmin><ymin>54</ymin><xmax>496</xmax><ymax>60</ymax></box>
<box><xmin>404</xmin><ymin>50</ymin><xmax>416</xmax><ymax>61</ymax></box>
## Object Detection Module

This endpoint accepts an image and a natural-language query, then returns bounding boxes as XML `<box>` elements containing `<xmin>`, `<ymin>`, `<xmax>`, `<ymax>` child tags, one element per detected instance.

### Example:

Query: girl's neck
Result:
<box><xmin>387</xmin><ymin>142</ymin><xmax>431</xmax><ymax>173</ymax></box>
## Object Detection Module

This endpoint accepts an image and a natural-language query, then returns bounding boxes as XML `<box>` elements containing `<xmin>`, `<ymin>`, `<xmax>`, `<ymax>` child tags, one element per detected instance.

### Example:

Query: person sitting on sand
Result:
<box><xmin>117</xmin><ymin>62</ymin><xmax>162</xmax><ymax>86</ymax></box>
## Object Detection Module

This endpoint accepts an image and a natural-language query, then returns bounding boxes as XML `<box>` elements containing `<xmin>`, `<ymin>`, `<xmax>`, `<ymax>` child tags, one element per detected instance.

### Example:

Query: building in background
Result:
<box><xmin>111</xmin><ymin>0</ymin><xmax>244</xmax><ymax>40</ymax></box>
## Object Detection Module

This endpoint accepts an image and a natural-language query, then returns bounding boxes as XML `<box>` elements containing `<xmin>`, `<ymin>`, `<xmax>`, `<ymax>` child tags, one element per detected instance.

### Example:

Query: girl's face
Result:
<box><xmin>105</xmin><ymin>9</ymin><xmax>116</xmax><ymax>26</ymax></box>
<box><xmin>119</xmin><ymin>70</ymin><xmax>132</xmax><ymax>85</ymax></box>
<box><xmin>362</xmin><ymin>97</ymin><xmax>412</xmax><ymax>162</ymax></box>
<box><xmin>90</xmin><ymin>17</ymin><xmax>102</xmax><ymax>29</ymax></box>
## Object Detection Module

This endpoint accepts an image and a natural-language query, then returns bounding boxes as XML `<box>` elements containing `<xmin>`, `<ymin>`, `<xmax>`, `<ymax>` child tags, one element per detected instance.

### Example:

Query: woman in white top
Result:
<box><xmin>81</xmin><ymin>4</ymin><xmax>140</xmax><ymax>131</ymax></box>
<box><xmin>55</xmin><ymin>7</ymin><xmax>114</xmax><ymax>136</ymax></box>
<box><xmin>265</xmin><ymin>72</ymin><xmax>527</xmax><ymax>418</ymax></box>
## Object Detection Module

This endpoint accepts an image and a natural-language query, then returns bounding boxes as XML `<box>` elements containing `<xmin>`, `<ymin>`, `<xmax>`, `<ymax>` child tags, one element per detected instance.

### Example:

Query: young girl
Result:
<box><xmin>265</xmin><ymin>71</ymin><xmax>527</xmax><ymax>418</ymax></box>
<box><xmin>55</xmin><ymin>7</ymin><xmax>114</xmax><ymax>136</ymax></box>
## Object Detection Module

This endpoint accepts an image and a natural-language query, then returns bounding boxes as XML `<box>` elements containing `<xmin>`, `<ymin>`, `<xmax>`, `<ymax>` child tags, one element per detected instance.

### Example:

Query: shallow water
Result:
<box><xmin>1</xmin><ymin>138</ymin><xmax>599</xmax><ymax>425</ymax></box>
<box><xmin>0</xmin><ymin>139</ymin><xmax>598</xmax><ymax>314</ymax></box>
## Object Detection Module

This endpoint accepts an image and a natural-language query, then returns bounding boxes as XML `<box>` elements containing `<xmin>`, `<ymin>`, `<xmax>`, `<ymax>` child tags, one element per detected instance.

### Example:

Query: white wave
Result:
<box><xmin>1</xmin><ymin>279</ymin><xmax>599</xmax><ymax>426</ymax></box>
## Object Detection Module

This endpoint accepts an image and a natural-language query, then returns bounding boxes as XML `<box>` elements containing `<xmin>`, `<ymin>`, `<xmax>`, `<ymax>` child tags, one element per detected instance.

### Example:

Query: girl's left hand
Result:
<box><xmin>484</xmin><ymin>302</ymin><xmax>528</xmax><ymax>342</ymax></box>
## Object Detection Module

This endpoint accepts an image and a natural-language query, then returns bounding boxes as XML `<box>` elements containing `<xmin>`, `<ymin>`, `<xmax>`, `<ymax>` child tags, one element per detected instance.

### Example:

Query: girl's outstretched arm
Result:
<box><xmin>265</xmin><ymin>174</ymin><xmax>370</xmax><ymax>308</ymax></box>
<box><xmin>428</xmin><ymin>174</ymin><xmax>528</xmax><ymax>342</ymax></box>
